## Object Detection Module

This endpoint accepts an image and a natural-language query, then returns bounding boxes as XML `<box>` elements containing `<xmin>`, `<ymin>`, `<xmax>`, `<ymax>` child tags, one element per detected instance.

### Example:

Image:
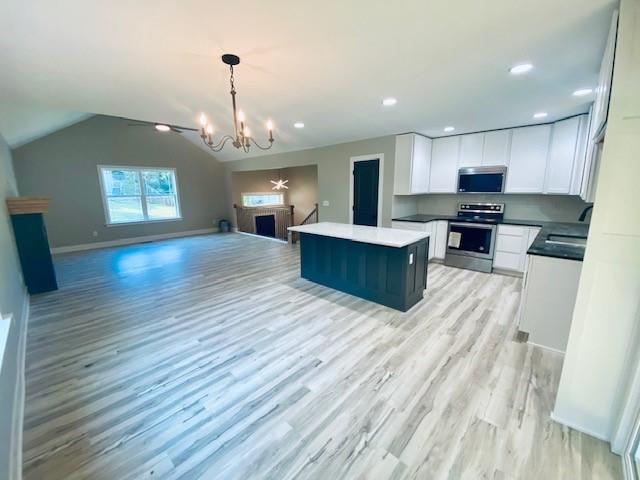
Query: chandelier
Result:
<box><xmin>199</xmin><ymin>54</ymin><xmax>274</xmax><ymax>153</ymax></box>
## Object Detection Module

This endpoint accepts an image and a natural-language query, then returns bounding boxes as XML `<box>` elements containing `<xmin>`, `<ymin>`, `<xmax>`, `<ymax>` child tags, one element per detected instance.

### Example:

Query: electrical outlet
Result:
<box><xmin>322</xmin><ymin>200</ymin><xmax>330</xmax><ymax>207</ymax></box>
<box><xmin>92</xmin><ymin>231</ymin><xmax>98</xmax><ymax>237</ymax></box>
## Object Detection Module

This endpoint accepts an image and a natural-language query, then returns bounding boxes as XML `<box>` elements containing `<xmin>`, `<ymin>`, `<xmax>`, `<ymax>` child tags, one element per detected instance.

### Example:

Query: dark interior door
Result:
<box><xmin>353</xmin><ymin>159</ymin><xmax>379</xmax><ymax>226</ymax></box>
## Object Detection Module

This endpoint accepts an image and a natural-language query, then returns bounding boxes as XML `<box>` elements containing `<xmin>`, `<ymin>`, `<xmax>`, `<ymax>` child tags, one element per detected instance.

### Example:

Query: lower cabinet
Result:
<box><xmin>492</xmin><ymin>225</ymin><xmax>541</xmax><ymax>273</ymax></box>
<box><xmin>518</xmin><ymin>254</ymin><xmax>582</xmax><ymax>352</ymax></box>
<box><xmin>391</xmin><ymin>220</ymin><xmax>448</xmax><ymax>261</ymax></box>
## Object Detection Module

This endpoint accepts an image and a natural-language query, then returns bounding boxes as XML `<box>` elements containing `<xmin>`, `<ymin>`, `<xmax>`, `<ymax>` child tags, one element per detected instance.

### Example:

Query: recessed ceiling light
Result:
<box><xmin>443</xmin><ymin>126</ymin><xmax>455</xmax><ymax>132</ymax></box>
<box><xmin>382</xmin><ymin>97</ymin><xmax>397</xmax><ymax>106</ymax></box>
<box><xmin>533</xmin><ymin>112</ymin><xmax>548</xmax><ymax>119</ymax></box>
<box><xmin>509</xmin><ymin>63</ymin><xmax>533</xmax><ymax>75</ymax></box>
<box><xmin>294</xmin><ymin>122</ymin><xmax>305</xmax><ymax>129</ymax></box>
<box><xmin>573</xmin><ymin>88</ymin><xmax>594</xmax><ymax>97</ymax></box>
<box><xmin>155</xmin><ymin>124</ymin><xmax>171</xmax><ymax>132</ymax></box>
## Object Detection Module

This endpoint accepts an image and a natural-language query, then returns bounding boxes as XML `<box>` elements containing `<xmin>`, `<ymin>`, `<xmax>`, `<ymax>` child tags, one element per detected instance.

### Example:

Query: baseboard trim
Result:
<box><xmin>51</xmin><ymin>228</ymin><xmax>219</xmax><ymax>254</ymax></box>
<box><xmin>9</xmin><ymin>289</ymin><xmax>29</xmax><ymax>480</ymax></box>
<box><xmin>235</xmin><ymin>231</ymin><xmax>288</xmax><ymax>244</ymax></box>
<box><xmin>492</xmin><ymin>267</ymin><xmax>524</xmax><ymax>278</ymax></box>
<box><xmin>550</xmin><ymin>411</ymin><xmax>610</xmax><ymax>442</ymax></box>
<box><xmin>527</xmin><ymin>341</ymin><xmax>566</xmax><ymax>355</ymax></box>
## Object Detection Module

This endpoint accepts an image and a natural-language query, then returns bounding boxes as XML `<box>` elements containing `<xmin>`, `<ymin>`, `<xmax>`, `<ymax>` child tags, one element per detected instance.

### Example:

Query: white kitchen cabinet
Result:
<box><xmin>458</xmin><ymin>133</ymin><xmax>484</xmax><ymax>168</ymax></box>
<box><xmin>493</xmin><ymin>225</ymin><xmax>541</xmax><ymax>273</ymax></box>
<box><xmin>429</xmin><ymin>137</ymin><xmax>460</xmax><ymax>193</ymax></box>
<box><xmin>391</xmin><ymin>220</ymin><xmax>444</xmax><ymax>260</ymax></box>
<box><xmin>591</xmin><ymin>10</ymin><xmax>618</xmax><ymax>138</ymax></box>
<box><xmin>545</xmin><ymin>116</ymin><xmax>581</xmax><ymax>194</ymax></box>
<box><xmin>571</xmin><ymin>115</ymin><xmax>590</xmax><ymax>195</ymax></box>
<box><xmin>482</xmin><ymin>130</ymin><xmax>511</xmax><ymax>166</ymax></box>
<box><xmin>393</xmin><ymin>134</ymin><xmax>432</xmax><ymax>195</ymax></box>
<box><xmin>505</xmin><ymin>125</ymin><xmax>551</xmax><ymax>193</ymax></box>
<box><xmin>434</xmin><ymin>221</ymin><xmax>448</xmax><ymax>259</ymax></box>
<box><xmin>519</xmin><ymin>254</ymin><xmax>583</xmax><ymax>352</ymax></box>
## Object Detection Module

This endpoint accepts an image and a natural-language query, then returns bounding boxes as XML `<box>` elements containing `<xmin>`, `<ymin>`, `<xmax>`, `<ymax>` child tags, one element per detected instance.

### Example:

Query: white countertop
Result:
<box><xmin>288</xmin><ymin>222</ymin><xmax>430</xmax><ymax>248</ymax></box>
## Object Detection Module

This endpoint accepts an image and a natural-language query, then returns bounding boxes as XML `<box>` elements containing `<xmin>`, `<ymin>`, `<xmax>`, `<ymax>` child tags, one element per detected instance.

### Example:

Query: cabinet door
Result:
<box><xmin>429</xmin><ymin>137</ymin><xmax>460</xmax><ymax>193</ymax></box>
<box><xmin>458</xmin><ymin>133</ymin><xmax>484</xmax><ymax>168</ymax></box>
<box><xmin>393</xmin><ymin>134</ymin><xmax>413</xmax><ymax>195</ymax></box>
<box><xmin>434</xmin><ymin>221</ymin><xmax>448</xmax><ymax>259</ymax></box>
<box><xmin>571</xmin><ymin>114</ymin><xmax>590</xmax><ymax>195</ymax></box>
<box><xmin>545</xmin><ymin>116</ymin><xmax>580</xmax><ymax>194</ymax></box>
<box><xmin>482</xmin><ymin>130</ymin><xmax>511</xmax><ymax>166</ymax></box>
<box><xmin>506</xmin><ymin>125</ymin><xmax>551</xmax><ymax>193</ymax></box>
<box><xmin>410</xmin><ymin>135</ymin><xmax>431</xmax><ymax>194</ymax></box>
<box><xmin>424</xmin><ymin>222</ymin><xmax>436</xmax><ymax>259</ymax></box>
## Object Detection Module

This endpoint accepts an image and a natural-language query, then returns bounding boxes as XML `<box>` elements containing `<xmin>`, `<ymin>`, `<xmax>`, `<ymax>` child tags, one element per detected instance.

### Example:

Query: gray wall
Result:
<box><xmin>12</xmin><ymin>115</ymin><xmax>230</xmax><ymax>248</ymax></box>
<box><xmin>415</xmin><ymin>193</ymin><xmax>590</xmax><ymax>222</ymax></box>
<box><xmin>0</xmin><ymin>132</ymin><xmax>27</xmax><ymax>480</ymax></box>
<box><xmin>224</xmin><ymin>135</ymin><xmax>396</xmax><ymax>227</ymax></box>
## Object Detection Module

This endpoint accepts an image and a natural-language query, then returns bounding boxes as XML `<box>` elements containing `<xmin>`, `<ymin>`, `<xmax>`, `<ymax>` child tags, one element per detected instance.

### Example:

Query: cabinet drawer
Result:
<box><xmin>493</xmin><ymin>251</ymin><xmax>523</xmax><ymax>271</ymax></box>
<box><xmin>496</xmin><ymin>234</ymin><xmax>524</xmax><ymax>254</ymax></box>
<box><xmin>497</xmin><ymin>225</ymin><xmax>526</xmax><ymax>237</ymax></box>
<box><xmin>391</xmin><ymin>221</ymin><xmax>426</xmax><ymax>232</ymax></box>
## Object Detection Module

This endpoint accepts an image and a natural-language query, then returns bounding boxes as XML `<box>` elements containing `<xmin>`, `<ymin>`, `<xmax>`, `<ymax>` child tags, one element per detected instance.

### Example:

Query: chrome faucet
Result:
<box><xmin>578</xmin><ymin>205</ymin><xmax>593</xmax><ymax>222</ymax></box>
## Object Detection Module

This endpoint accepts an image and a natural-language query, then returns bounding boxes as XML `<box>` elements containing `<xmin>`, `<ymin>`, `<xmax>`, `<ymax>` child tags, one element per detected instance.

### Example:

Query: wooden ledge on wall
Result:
<box><xmin>6</xmin><ymin>197</ymin><xmax>51</xmax><ymax>215</ymax></box>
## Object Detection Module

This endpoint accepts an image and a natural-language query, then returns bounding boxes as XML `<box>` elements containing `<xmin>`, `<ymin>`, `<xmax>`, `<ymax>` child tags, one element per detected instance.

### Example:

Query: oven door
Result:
<box><xmin>446</xmin><ymin>222</ymin><xmax>496</xmax><ymax>259</ymax></box>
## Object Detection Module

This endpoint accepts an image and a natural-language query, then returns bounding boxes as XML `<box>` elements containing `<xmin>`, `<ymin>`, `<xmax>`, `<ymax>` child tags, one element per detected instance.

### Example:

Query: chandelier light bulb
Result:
<box><xmin>238</xmin><ymin>110</ymin><xmax>245</xmax><ymax>123</ymax></box>
<box><xmin>267</xmin><ymin>119</ymin><xmax>274</xmax><ymax>131</ymax></box>
<box><xmin>244</xmin><ymin>126</ymin><xmax>251</xmax><ymax>137</ymax></box>
<box><xmin>206</xmin><ymin>124</ymin><xmax>214</xmax><ymax>134</ymax></box>
<box><xmin>199</xmin><ymin>114</ymin><xmax>207</xmax><ymax>127</ymax></box>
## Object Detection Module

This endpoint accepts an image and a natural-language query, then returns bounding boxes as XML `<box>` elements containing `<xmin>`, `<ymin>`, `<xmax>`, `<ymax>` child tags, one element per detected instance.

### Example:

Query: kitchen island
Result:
<box><xmin>288</xmin><ymin>222</ymin><xmax>429</xmax><ymax>311</ymax></box>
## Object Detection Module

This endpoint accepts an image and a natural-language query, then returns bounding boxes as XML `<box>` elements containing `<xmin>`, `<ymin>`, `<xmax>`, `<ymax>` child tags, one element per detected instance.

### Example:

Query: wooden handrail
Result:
<box><xmin>300</xmin><ymin>203</ymin><xmax>319</xmax><ymax>225</ymax></box>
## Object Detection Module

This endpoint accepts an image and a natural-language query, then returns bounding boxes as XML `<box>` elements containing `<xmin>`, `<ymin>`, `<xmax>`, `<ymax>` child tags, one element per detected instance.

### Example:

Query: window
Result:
<box><xmin>98</xmin><ymin>166</ymin><xmax>181</xmax><ymax>225</ymax></box>
<box><xmin>242</xmin><ymin>192</ymin><xmax>284</xmax><ymax>207</ymax></box>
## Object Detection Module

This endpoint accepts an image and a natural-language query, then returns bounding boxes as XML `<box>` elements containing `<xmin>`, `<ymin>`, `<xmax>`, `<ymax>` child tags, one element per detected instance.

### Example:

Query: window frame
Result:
<box><xmin>97</xmin><ymin>165</ymin><xmax>182</xmax><ymax>226</ymax></box>
<box><xmin>241</xmin><ymin>192</ymin><xmax>285</xmax><ymax>208</ymax></box>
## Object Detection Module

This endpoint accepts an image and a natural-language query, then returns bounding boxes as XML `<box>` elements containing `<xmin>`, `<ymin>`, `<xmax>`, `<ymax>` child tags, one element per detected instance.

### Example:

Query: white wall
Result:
<box><xmin>553</xmin><ymin>0</ymin><xmax>640</xmax><ymax>443</ymax></box>
<box><xmin>0</xmin><ymin>131</ymin><xmax>28</xmax><ymax>480</ymax></box>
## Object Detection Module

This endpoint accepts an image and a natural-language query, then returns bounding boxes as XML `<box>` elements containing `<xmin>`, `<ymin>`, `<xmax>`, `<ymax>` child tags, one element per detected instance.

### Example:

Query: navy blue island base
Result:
<box><xmin>298</xmin><ymin>232</ymin><xmax>428</xmax><ymax>312</ymax></box>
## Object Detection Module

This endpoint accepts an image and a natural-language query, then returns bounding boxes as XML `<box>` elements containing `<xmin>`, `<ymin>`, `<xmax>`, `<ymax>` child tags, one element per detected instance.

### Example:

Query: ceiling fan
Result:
<box><xmin>122</xmin><ymin>118</ymin><xmax>199</xmax><ymax>134</ymax></box>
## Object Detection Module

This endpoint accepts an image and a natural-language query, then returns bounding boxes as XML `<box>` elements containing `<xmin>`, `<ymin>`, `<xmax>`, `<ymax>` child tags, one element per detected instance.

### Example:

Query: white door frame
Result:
<box><xmin>349</xmin><ymin>153</ymin><xmax>384</xmax><ymax>227</ymax></box>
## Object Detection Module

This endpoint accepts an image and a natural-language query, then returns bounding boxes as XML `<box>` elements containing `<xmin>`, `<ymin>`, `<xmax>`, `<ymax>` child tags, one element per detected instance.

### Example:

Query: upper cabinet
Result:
<box><xmin>544</xmin><ymin>116</ymin><xmax>581</xmax><ymax>194</ymax></box>
<box><xmin>458</xmin><ymin>133</ymin><xmax>484</xmax><ymax>167</ymax></box>
<box><xmin>429</xmin><ymin>136</ymin><xmax>460</xmax><ymax>193</ymax></box>
<box><xmin>393</xmin><ymin>114</ymin><xmax>589</xmax><ymax>196</ymax></box>
<box><xmin>482</xmin><ymin>130</ymin><xmax>511</xmax><ymax>167</ymax></box>
<box><xmin>591</xmin><ymin>10</ymin><xmax>618</xmax><ymax>139</ymax></box>
<box><xmin>458</xmin><ymin>130</ymin><xmax>511</xmax><ymax>168</ymax></box>
<box><xmin>505</xmin><ymin>125</ymin><xmax>552</xmax><ymax>193</ymax></box>
<box><xmin>393</xmin><ymin>133</ymin><xmax>432</xmax><ymax>195</ymax></box>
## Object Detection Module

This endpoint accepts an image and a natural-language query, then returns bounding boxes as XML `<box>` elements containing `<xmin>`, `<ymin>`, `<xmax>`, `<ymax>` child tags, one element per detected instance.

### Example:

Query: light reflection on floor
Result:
<box><xmin>114</xmin><ymin>243</ymin><xmax>185</xmax><ymax>274</ymax></box>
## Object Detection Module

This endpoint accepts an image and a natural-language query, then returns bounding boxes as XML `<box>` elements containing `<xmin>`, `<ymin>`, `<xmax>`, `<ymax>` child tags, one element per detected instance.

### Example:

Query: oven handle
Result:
<box><xmin>449</xmin><ymin>222</ymin><xmax>496</xmax><ymax>230</ymax></box>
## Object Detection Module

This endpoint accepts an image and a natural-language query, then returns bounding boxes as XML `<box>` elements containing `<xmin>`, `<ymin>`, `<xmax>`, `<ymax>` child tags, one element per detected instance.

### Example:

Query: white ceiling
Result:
<box><xmin>0</xmin><ymin>0</ymin><xmax>617</xmax><ymax>160</ymax></box>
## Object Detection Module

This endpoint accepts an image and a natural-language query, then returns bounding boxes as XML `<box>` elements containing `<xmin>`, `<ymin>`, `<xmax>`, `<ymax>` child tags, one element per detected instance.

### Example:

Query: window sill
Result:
<box><xmin>106</xmin><ymin>217</ymin><xmax>183</xmax><ymax>227</ymax></box>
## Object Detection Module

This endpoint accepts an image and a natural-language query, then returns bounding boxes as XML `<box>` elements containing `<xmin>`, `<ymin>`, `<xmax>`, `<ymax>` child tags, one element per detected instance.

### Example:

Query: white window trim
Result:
<box><xmin>241</xmin><ymin>191</ymin><xmax>285</xmax><ymax>208</ymax></box>
<box><xmin>97</xmin><ymin>165</ymin><xmax>182</xmax><ymax>226</ymax></box>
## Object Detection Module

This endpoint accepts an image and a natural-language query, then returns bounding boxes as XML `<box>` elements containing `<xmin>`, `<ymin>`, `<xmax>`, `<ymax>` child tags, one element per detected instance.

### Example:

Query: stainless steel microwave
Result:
<box><xmin>457</xmin><ymin>166</ymin><xmax>507</xmax><ymax>193</ymax></box>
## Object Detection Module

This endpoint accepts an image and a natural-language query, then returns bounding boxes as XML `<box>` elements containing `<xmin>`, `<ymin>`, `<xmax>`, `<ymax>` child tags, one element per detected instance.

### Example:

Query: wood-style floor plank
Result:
<box><xmin>22</xmin><ymin>233</ymin><xmax>621</xmax><ymax>479</ymax></box>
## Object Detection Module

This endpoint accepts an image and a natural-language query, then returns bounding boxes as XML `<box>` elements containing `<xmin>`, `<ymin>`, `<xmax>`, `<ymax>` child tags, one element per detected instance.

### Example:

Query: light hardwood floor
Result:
<box><xmin>23</xmin><ymin>233</ymin><xmax>621</xmax><ymax>479</ymax></box>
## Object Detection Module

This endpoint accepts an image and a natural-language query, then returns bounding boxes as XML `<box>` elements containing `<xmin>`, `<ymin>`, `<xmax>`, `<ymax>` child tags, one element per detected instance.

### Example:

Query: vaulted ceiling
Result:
<box><xmin>0</xmin><ymin>0</ymin><xmax>617</xmax><ymax>160</ymax></box>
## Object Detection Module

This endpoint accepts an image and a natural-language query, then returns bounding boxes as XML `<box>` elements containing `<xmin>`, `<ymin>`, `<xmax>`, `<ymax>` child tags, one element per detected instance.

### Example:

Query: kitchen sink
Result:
<box><xmin>545</xmin><ymin>234</ymin><xmax>588</xmax><ymax>248</ymax></box>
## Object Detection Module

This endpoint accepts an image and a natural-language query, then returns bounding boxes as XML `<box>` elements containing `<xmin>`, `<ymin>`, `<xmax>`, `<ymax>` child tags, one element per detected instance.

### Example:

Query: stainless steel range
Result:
<box><xmin>444</xmin><ymin>203</ymin><xmax>504</xmax><ymax>273</ymax></box>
